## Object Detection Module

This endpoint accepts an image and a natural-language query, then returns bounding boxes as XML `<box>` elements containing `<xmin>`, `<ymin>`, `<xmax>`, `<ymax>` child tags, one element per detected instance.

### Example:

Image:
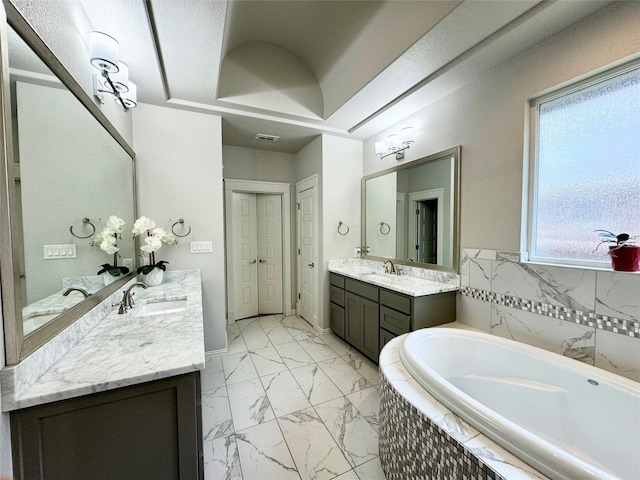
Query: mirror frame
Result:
<box><xmin>361</xmin><ymin>145</ymin><xmax>461</xmax><ymax>273</ymax></box>
<box><xmin>0</xmin><ymin>1</ymin><xmax>137</xmax><ymax>365</ymax></box>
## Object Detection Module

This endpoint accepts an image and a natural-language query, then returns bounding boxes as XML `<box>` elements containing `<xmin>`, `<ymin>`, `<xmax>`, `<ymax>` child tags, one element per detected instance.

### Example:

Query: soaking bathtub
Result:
<box><xmin>398</xmin><ymin>328</ymin><xmax>640</xmax><ymax>480</ymax></box>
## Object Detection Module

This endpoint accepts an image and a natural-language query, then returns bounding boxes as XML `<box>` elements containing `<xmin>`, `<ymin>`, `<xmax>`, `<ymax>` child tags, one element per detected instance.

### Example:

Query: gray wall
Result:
<box><xmin>363</xmin><ymin>1</ymin><xmax>640</xmax><ymax>378</ymax></box>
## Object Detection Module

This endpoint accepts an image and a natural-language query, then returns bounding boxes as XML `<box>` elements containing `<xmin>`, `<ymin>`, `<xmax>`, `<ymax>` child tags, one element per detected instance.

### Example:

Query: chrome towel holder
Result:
<box><xmin>380</xmin><ymin>222</ymin><xmax>391</xmax><ymax>235</ymax></box>
<box><xmin>70</xmin><ymin>217</ymin><xmax>96</xmax><ymax>239</ymax></box>
<box><xmin>171</xmin><ymin>218</ymin><xmax>191</xmax><ymax>238</ymax></box>
<box><xmin>337</xmin><ymin>221</ymin><xmax>349</xmax><ymax>236</ymax></box>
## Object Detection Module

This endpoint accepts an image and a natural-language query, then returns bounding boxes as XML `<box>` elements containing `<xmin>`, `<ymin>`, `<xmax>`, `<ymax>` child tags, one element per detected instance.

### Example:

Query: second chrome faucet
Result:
<box><xmin>118</xmin><ymin>282</ymin><xmax>148</xmax><ymax>314</ymax></box>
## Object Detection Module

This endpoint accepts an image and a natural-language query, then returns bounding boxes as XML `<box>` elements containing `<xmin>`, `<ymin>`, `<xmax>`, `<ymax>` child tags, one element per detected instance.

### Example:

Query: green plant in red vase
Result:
<box><xmin>594</xmin><ymin>230</ymin><xmax>639</xmax><ymax>272</ymax></box>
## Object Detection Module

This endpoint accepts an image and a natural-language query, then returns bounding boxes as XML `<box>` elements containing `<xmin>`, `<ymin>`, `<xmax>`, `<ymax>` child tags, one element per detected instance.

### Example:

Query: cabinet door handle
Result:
<box><xmin>308</xmin><ymin>262</ymin><xmax>314</xmax><ymax>268</ymax></box>
<box><xmin>249</xmin><ymin>259</ymin><xmax>257</xmax><ymax>264</ymax></box>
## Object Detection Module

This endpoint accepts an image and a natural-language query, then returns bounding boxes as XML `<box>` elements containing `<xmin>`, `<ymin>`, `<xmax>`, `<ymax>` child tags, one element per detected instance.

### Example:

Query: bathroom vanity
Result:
<box><xmin>2</xmin><ymin>270</ymin><xmax>206</xmax><ymax>480</ymax></box>
<box><xmin>328</xmin><ymin>262</ymin><xmax>458</xmax><ymax>363</ymax></box>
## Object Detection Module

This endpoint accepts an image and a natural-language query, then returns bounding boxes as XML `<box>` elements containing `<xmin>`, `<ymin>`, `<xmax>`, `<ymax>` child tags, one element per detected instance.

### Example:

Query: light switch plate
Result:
<box><xmin>190</xmin><ymin>241</ymin><xmax>213</xmax><ymax>254</ymax></box>
<box><xmin>44</xmin><ymin>244</ymin><xmax>77</xmax><ymax>259</ymax></box>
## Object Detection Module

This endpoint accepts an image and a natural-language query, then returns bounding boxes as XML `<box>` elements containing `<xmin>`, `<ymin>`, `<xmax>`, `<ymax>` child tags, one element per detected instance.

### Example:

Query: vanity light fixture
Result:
<box><xmin>375</xmin><ymin>127</ymin><xmax>415</xmax><ymax>160</ymax></box>
<box><xmin>89</xmin><ymin>32</ymin><xmax>137</xmax><ymax>112</ymax></box>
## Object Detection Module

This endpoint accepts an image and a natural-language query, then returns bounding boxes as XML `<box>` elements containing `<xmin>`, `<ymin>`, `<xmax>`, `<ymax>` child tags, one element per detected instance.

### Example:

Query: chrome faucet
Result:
<box><xmin>383</xmin><ymin>259</ymin><xmax>397</xmax><ymax>275</ymax></box>
<box><xmin>62</xmin><ymin>287</ymin><xmax>91</xmax><ymax>298</ymax></box>
<box><xmin>118</xmin><ymin>282</ymin><xmax>148</xmax><ymax>314</ymax></box>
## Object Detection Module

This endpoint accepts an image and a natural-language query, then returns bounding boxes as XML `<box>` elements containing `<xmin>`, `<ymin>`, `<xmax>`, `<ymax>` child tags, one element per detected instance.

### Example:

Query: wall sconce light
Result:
<box><xmin>90</xmin><ymin>31</ymin><xmax>137</xmax><ymax>112</ymax></box>
<box><xmin>375</xmin><ymin>127</ymin><xmax>415</xmax><ymax>160</ymax></box>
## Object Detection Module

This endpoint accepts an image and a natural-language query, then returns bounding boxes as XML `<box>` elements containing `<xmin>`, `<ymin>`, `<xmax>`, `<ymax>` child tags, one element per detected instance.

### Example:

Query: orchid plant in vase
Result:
<box><xmin>132</xmin><ymin>216</ymin><xmax>176</xmax><ymax>284</ymax></box>
<box><xmin>93</xmin><ymin>216</ymin><xmax>129</xmax><ymax>281</ymax></box>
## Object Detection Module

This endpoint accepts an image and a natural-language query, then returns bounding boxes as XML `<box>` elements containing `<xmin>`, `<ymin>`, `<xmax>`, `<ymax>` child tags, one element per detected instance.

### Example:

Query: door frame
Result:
<box><xmin>408</xmin><ymin>188</ymin><xmax>444</xmax><ymax>265</ymax></box>
<box><xmin>295</xmin><ymin>175</ymin><xmax>319</xmax><ymax>330</ymax></box>
<box><xmin>224</xmin><ymin>179</ymin><xmax>292</xmax><ymax>323</ymax></box>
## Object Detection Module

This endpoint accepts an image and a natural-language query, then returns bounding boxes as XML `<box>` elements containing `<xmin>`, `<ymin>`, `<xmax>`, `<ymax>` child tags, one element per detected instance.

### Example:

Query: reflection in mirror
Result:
<box><xmin>363</xmin><ymin>146</ymin><xmax>460</xmax><ymax>272</ymax></box>
<box><xmin>7</xmin><ymin>26</ymin><xmax>135</xmax><ymax>337</ymax></box>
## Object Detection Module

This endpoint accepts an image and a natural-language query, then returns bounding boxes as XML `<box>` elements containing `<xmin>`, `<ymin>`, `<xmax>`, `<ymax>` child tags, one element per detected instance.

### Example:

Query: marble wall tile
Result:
<box><xmin>490</xmin><ymin>304</ymin><xmax>596</xmax><ymax>364</ymax></box>
<box><xmin>456</xmin><ymin>296</ymin><xmax>491</xmax><ymax>332</ymax></box>
<box><xmin>468</xmin><ymin>258</ymin><xmax>492</xmax><ymax>291</ymax></box>
<box><xmin>492</xmin><ymin>261</ymin><xmax>596</xmax><ymax>311</ymax></box>
<box><xmin>594</xmin><ymin>329</ymin><xmax>640</xmax><ymax>382</ymax></box>
<box><xmin>595</xmin><ymin>270</ymin><xmax>640</xmax><ymax>322</ymax></box>
<box><xmin>202</xmin><ymin>434</ymin><xmax>242</xmax><ymax>480</ymax></box>
<box><xmin>235</xmin><ymin>420</ymin><xmax>299</xmax><ymax>480</ymax></box>
<box><xmin>314</xmin><ymin>396</ymin><xmax>379</xmax><ymax>468</ymax></box>
<box><xmin>277</xmin><ymin>407</ymin><xmax>352</xmax><ymax>480</ymax></box>
<box><xmin>227</xmin><ymin>378</ymin><xmax>274</xmax><ymax>431</ymax></box>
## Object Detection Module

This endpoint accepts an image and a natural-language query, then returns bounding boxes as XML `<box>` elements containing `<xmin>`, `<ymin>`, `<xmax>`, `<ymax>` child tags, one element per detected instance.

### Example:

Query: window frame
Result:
<box><xmin>522</xmin><ymin>57</ymin><xmax>640</xmax><ymax>269</ymax></box>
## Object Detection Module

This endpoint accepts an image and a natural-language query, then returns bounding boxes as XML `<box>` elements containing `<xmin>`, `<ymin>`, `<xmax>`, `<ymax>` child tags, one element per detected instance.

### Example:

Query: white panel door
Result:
<box><xmin>232</xmin><ymin>192</ymin><xmax>258</xmax><ymax>320</ymax></box>
<box><xmin>257</xmin><ymin>194</ymin><xmax>283</xmax><ymax>314</ymax></box>
<box><xmin>297</xmin><ymin>184</ymin><xmax>317</xmax><ymax>326</ymax></box>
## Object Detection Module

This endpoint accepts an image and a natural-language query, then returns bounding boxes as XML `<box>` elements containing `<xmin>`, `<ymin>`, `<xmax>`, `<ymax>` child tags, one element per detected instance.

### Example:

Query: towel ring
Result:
<box><xmin>380</xmin><ymin>222</ymin><xmax>391</xmax><ymax>235</ymax></box>
<box><xmin>171</xmin><ymin>218</ymin><xmax>191</xmax><ymax>238</ymax></box>
<box><xmin>70</xmin><ymin>217</ymin><xmax>96</xmax><ymax>239</ymax></box>
<box><xmin>337</xmin><ymin>221</ymin><xmax>349</xmax><ymax>236</ymax></box>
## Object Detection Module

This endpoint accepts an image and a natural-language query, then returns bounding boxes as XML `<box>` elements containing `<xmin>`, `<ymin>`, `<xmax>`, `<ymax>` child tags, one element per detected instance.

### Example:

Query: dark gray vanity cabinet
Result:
<box><xmin>11</xmin><ymin>372</ymin><xmax>203</xmax><ymax>480</ymax></box>
<box><xmin>329</xmin><ymin>272</ymin><xmax>456</xmax><ymax>363</ymax></box>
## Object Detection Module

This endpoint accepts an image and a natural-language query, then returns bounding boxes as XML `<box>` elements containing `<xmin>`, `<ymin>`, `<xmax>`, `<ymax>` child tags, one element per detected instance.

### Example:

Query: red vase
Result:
<box><xmin>609</xmin><ymin>245</ymin><xmax>640</xmax><ymax>272</ymax></box>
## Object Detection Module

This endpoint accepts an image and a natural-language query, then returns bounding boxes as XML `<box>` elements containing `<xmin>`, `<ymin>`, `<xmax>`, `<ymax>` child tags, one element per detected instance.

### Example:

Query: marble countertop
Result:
<box><xmin>2</xmin><ymin>270</ymin><xmax>205</xmax><ymax>411</ymax></box>
<box><xmin>328</xmin><ymin>260</ymin><xmax>459</xmax><ymax>297</ymax></box>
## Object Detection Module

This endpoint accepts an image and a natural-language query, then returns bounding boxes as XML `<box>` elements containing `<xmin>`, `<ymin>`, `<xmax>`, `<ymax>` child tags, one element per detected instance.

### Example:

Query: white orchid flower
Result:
<box><xmin>132</xmin><ymin>216</ymin><xmax>156</xmax><ymax>236</ymax></box>
<box><xmin>100</xmin><ymin>235</ymin><xmax>119</xmax><ymax>255</ymax></box>
<box><xmin>140</xmin><ymin>235</ymin><xmax>162</xmax><ymax>253</ymax></box>
<box><xmin>106</xmin><ymin>215</ymin><xmax>125</xmax><ymax>234</ymax></box>
<box><xmin>151</xmin><ymin>227</ymin><xmax>176</xmax><ymax>245</ymax></box>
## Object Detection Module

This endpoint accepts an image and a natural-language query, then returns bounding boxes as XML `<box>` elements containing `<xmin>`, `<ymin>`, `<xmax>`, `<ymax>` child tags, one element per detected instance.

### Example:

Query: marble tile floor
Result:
<box><xmin>200</xmin><ymin>314</ymin><xmax>387</xmax><ymax>480</ymax></box>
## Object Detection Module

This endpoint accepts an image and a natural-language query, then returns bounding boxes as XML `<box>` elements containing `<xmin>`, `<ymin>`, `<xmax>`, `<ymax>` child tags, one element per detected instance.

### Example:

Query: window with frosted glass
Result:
<box><xmin>530</xmin><ymin>64</ymin><xmax>640</xmax><ymax>265</ymax></box>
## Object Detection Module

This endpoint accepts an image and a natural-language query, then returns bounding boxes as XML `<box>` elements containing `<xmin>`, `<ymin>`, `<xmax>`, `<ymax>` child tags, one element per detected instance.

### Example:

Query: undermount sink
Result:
<box><xmin>134</xmin><ymin>299</ymin><xmax>187</xmax><ymax>317</ymax></box>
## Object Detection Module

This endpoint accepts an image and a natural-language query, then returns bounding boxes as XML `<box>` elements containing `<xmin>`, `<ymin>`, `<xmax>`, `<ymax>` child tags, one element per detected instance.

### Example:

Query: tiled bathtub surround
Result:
<box><xmin>378</xmin><ymin>335</ymin><xmax>547</xmax><ymax>480</ymax></box>
<box><xmin>459</xmin><ymin>249</ymin><xmax>640</xmax><ymax>381</ymax></box>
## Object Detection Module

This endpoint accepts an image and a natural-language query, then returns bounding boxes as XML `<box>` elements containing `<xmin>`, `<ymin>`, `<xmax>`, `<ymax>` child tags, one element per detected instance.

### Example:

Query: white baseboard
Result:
<box><xmin>205</xmin><ymin>348</ymin><xmax>227</xmax><ymax>359</ymax></box>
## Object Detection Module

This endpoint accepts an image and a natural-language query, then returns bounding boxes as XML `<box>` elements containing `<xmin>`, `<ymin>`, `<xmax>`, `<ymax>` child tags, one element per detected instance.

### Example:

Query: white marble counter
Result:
<box><xmin>2</xmin><ymin>270</ymin><xmax>205</xmax><ymax>412</ymax></box>
<box><xmin>328</xmin><ymin>259</ymin><xmax>459</xmax><ymax>297</ymax></box>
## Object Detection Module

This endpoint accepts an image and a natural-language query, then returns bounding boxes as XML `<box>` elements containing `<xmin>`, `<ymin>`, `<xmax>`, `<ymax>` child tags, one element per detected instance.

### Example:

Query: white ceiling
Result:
<box><xmin>26</xmin><ymin>0</ymin><xmax>613</xmax><ymax>153</ymax></box>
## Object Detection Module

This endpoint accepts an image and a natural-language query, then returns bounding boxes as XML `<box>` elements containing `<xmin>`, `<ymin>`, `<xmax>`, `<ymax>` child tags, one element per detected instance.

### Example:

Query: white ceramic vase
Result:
<box><xmin>141</xmin><ymin>267</ymin><xmax>164</xmax><ymax>286</ymax></box>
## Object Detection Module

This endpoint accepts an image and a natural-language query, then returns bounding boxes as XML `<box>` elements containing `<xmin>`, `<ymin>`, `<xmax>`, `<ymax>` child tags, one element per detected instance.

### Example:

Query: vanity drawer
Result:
<box><xmin>380</xmin><ymin>289</ymin><xmax>411</xmax><ymax>315</ymax></box>
<box><xmin>345</xmin><ymin>278</ymin><xmax>378</xmax><ymax>302</ymax></box>
<box><xmin>330</xmin><ymin>285</ymin><xmax>345</xmax><ymax>307</ymax></box>
<box><xmin>330</xmin><ymin>273</ymin><xmax>345</xmax><ymax>288</ymax></box>
<box><xmin>380</xmin><ymin>305</ymin><xmax>411</xmax><ymax>336</ymax></box>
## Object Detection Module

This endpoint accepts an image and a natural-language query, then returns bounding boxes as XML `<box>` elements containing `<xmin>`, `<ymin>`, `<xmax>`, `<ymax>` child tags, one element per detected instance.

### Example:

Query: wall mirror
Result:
<box><xmin>0</xmin><ymin>3</ymin><xmax>137</xmax><ymax>365</ymax></box>
<box><xmin>362</xmin><ymin>146</ymin><xmax>460</xmax><ymax>273</ymax></box>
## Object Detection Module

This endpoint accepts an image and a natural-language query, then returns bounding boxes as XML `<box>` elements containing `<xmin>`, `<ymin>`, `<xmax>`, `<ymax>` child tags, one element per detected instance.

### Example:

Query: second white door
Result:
<box><xmin>232</xmin><ymin>192</ymin><xmax>283</xmax><ymax>320</ymax></box>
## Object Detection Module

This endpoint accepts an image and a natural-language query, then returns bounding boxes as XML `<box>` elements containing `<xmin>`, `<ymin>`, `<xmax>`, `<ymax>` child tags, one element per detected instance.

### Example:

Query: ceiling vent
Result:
<box><xmin>255</xmin><ymin>133</ymin><xmax>280</xmax><ymax>142</ymax></box>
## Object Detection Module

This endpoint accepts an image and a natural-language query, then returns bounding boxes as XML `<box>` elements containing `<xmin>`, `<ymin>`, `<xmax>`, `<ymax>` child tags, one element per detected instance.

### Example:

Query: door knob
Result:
<box><xmin>249</xmin><ymin>259</ymin><xmax>257</xmax><ymax>264</ymax></box>
<box><xmin>308</xmin><ymin>262</ymin><xmax>314</xmax><ymax>268</ymax></box>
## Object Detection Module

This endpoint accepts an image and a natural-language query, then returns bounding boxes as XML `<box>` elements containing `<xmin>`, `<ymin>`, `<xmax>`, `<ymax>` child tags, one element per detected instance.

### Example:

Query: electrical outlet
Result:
<box><xmin>354</xmin><ymin>246</ymin><xmax>361</xmax><ymax>257</ymax></box>
<box><xmin>122</xmin><ymin>258</ymin><xmax>133</xmax><ymax>269</ymax></box>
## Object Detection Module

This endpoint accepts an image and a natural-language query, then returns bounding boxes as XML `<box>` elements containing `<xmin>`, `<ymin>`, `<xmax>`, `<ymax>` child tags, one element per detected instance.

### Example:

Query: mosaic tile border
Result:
<box><xmin>460</xmin><ymin>287</ymin><xmax>640</xmax><ymax>338</ymax></box>
<box><xmin>379</xmin><ymin>373</ymin><xmax>503</xmax><ymax>480</ymax></box>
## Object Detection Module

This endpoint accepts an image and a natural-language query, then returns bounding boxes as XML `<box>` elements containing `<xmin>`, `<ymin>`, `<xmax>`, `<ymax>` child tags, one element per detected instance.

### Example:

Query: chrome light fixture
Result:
<box><xmin>90</xmin><ymin>32</ymin><xmax>137</xmax><ymax>112</ymax></box>
<box><xmin>375</xmin><ymin>127</ymin><xmax>415</xmax><ymax>160</ymax></box>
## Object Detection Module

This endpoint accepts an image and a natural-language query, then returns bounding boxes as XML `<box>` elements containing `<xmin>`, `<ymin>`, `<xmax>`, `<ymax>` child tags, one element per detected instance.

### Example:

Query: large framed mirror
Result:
<box><xmin>362</xmin><ymin>146</ymin><xmax>460</xmax><ymax>273</ymax></box>
<box><xmin>0</xmin><ymin>2</ymin><xmax>137</xmax><ymax>365</ymax></box>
